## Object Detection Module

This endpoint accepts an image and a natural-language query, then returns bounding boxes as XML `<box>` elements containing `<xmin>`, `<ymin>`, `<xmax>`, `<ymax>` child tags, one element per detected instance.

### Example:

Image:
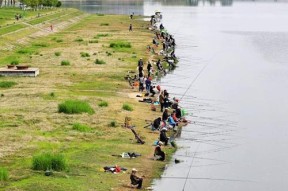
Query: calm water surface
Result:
<box><xmin>63</xmin><ymin>1</ymin><xmax>288</xmax><ymax>190</ymax></box>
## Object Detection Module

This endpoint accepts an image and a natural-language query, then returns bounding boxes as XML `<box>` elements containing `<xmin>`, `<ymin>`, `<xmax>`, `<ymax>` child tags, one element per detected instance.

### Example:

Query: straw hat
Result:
<box><xmin>132</xmin><ymin>168</ymin><xmax>138</xmax><ymax>172</ymax></box>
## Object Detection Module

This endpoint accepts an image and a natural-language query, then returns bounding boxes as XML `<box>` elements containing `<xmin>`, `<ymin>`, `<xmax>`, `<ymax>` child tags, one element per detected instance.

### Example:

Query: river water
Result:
<box><xmin>63</xmin><ymin>1</ymin><xmax>288</xmax><ymax>191</ymax></box>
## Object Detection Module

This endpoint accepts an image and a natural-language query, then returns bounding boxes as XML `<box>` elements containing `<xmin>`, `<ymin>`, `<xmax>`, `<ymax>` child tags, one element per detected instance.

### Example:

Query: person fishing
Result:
<box><xmin>130</xmin><ymin>168</ymin><xmax>143</xmax><ymax>189</ymax></box>
<box><xmin>153</xmin><ymin>117</ymin><xmax>162</xmax><ymax>130</ymax></box>
<box><xmin>160</xmin><ymin>127</ymin><xmax>169</xmax><ymax>145</ymax></box>
<box><xmin>154</xmin><ymin>142</ymin><xmax>165</xmax><ymax>161</ymax></box>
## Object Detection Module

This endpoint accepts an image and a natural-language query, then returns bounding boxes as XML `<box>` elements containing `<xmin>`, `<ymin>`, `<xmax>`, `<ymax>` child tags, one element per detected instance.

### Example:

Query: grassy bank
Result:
<box><xmin>0</xmin><ymin>7</ymin><xmax>175</xmax><ymax>191</ymax></box>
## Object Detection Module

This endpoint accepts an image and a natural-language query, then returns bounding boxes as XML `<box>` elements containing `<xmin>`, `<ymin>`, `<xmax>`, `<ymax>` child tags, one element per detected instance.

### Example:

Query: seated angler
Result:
<box><xmin>168</xmin><ymin>113</ymin><xmax>177</xmax><ymax>128</ymax></box>
<box><xmin>130</xmin><ymin>168</ymin><xmax>144</xmax><ymax>189</ymax></box>
<box><xmin>159</xmin><ymin>127</ymin><xmax>169</xmax><ymax>145</ymax></box>
<box><xmin>154</xmin><ymin>142</ymin><xmax>165</xmax><ymax>161</ymax></box>
<box><xmin>153</xmin><ymin>117</ymin><xmax>162</xmax><ymax>130</ymax></box>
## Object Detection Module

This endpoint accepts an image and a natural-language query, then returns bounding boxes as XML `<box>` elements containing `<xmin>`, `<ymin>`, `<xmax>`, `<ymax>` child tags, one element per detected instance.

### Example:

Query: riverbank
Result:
<box><xmin>0</xmin><ymin>8</ymin><xmax>176</xmax><ymax>191</ymax></box>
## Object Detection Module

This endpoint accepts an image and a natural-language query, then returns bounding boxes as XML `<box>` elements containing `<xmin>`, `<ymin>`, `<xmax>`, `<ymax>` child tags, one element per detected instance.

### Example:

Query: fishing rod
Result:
<box><xmin>160</xmin><ymin>176</ymin><xmax>255</xmax><ymax>183</ymax></box>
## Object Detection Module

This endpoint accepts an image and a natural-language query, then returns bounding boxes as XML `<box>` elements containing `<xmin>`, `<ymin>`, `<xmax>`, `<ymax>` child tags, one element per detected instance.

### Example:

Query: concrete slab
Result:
<box><xmin>0</xmin><ymin>67</ymin><xmax>39</xmax><ymax>77</ymax></box>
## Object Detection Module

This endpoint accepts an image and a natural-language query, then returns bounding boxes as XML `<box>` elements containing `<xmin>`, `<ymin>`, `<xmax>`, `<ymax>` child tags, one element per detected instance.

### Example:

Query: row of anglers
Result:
<box><xmin>103</xmin><ymin>13</ymin><xmax>185</xmax><ymax>189</ymax></box>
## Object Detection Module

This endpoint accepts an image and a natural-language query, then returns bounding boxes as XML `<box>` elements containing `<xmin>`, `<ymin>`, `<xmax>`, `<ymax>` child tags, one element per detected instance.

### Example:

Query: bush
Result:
<box><xmin>109</xmin><ymin>41</ymin><xmax>131</xmax><ymax>49</ymax></box>
<box><xmin>98</xmin><ymin>101</ymin><xmax>108</xmax><ymax>107</ymax></box>
<box><xmin>56</xmin><ymin>39</ymin><xmax>63</xmax><ymax>43</ymax></box>
<box><xmin>17</xmin><ymin>48</ymin><xmax>33</xmax><ymax>54</ymax></box>
<box><xmin>80</xmin><ymin>52</ymin><xmax>90</xmax><ymax>57</ymax></box>
<box><xmin>100</xmin><ymin>23</ymin><xmax>109</xmax><ymax>26</ymax></box>
<box><xmin>61</xmin><ymin>60</ymin><xmax>70</xmax><ymax>66</ymax></box>
<box><xmin>10</xmin><ymin>60</ymin><xmax>19</xmax><ymax>65</ymax></box>
<box><xmin>72</xmin><ymin>123</ymin><xmax>91</xmax><ymax>132</ymax></box>
<box><xmin>49</xmin><ymin>92</ymin><xmax>55</xmax><ymax>97</ymax></box>
<box><xmin>58</xmin><ymin>100</ymin><xmax>95</xmax><ymax>114</ymax></box>
<box><xmin>0</xmin><ymin>81</ymin><xmax>17</xmax><ymax>88</ymax></box>
<box><xmin>122</xmin><ymin>103</ymin><xmax>133</xmax><ymax>111</ymax></box>
<box><xmin>56</xmin><ymin>1</ymin><xmax>62</xmax><ymax>7</ymax></box>
<box><xmin>55</xmin><ymin>52</ymin><xmax>61</xmax><ymax>56</ymax></box>
<box><xmin>97</xmin><ymin>14</ymin><xmax>104</xmax><ymax>16</ymax></box>
<box><xmin>32</xmin><ymin>152</ymin><xmax>67</xmax><ymax>171</ymax></box>
<box><xmin>0</xmin><ymin>168</ymin><xmax>8</xmax><ymax>181</ymax></box>
<box><xmin>95</xmin><ymin>59</ymin><xmax>106</xmax><ymax>65</ymax></box>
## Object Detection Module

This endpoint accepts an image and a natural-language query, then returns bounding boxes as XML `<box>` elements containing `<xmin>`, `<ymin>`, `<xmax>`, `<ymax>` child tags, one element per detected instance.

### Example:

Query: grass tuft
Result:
<box><xmin>75</xmin><ymin>38</ymin><xmax>84</xmax><ymax>42</ymax></box>
<box><xmin>10</xmin><ymin>60</ymin><xmax>19</xmax><ymax>65</ymax></box>
<box><xmin>0</xmin><ymin>81</ymin><xmax>17</xmax><ymax>88</ymax></box>
<box><xmin>32</xmin><ymin>152</ymin><xmax>67</xmax><ymax>171</ymax></box>
<box><xmin>109</xmin><ymin>120</ymin><xmax>117</xmax><ymax>127</ymax></box>
<box><xmin>72</xmin><ymin>123</ymin><xmax>91</xmax><ymax>132</ymax></box>
<box><xmin>109</xmin><ymin>41</ymin><xmax>131</xmax><ymax>51</ymax></box>
<box><xmin>58</xmin><ymin>100</ymin><xmax>95</xmax><ymax>114</ymax></box>
<box><xmin>0</xmin><ymin>168</ymin><xmax>8</xmax><ymax>181</ymax></box>
<box><xmin>55</xmin><ymin>52</ymin><xmax>61</xmax><ymax>56</ymax></box>
<box><xmin>100</xmin><ymin>23</ymin><xmax>109</xmax><ymax>26</ymax></box>
<box><xmin>80</xmin><ymin>52</ymin><xmax>90</xmax><ymax>57</ymax></box>
<box><xmin>122</xmin><ymin>103</ymin><xmax>133</xmax><ymax>111</ymax></box>
<box><xmin>61</xmin><ymin>60</ymin><xmax>70</xmax><ymax>66</ymax></box>
<box><xmin>98</xmin><ymin>101</ymin><xmax>108</xmax><ymax>107</ymax></box>
<box><xmin>89</xmin><ymin>40</ymin><xmax>98</xmax><ymax>43</ymax></box>
<box><xmin>95</xmin><ymin>59</ymin><xmax>106</xmax><ymax>65</ymax></box>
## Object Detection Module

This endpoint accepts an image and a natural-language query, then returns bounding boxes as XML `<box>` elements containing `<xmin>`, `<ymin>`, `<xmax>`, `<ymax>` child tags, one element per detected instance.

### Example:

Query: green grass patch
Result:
<box><xmin>17</xmin><ymin>48</ymin><xmax>34</xmax><ymax>55</ymax></box>
<box><xmin>61</xmin><ymin>60</ymin><xmax>70</xmax><ymax>66</ymax></box>
<box><xmin>97</xmin><ymin>14</ymin><xmax>105</xmax><ymax>16</ymax></box>
<box><xmin>100</xmin><ymin>23</ymin><xmax>109</xmax><ymax>26</ymax></box>
<box><xmin>32</xmin><ymin>152</ymin><xmax>67</xmax><ymax>171</ymax></box>
<box><xmin>0</xmin><ymin>167</ymin><xmax>8</xmax><ymax>181</ymax></box>
<box><xmin>55</xmin><ymin>52</ymin><xmax>61</xmax><ymax>56</ymax></box>
<box><xmin>0</xmin><ymin>23</ymin><xmax>26</xmax><ymax>35</ymax></box>
<box><xmin>98</xmin><ymin>101</ymin><xmax>108</xmax><ymax>107</ymax></box>
<box><xmin>72</xmin><ymin>123</ymin><xmax>91</xmax><ymax>132</ymax></box>
<box><xmin>56</xmin><ymin>39</ymin><xmax>63</xmax><ymax>43</ymax></box>
<box><xmin>0</xmin><ymin>81</ymin><xmax>17</xmax><ymax>88</ymax></box>
<box><xmin>95</xmin><ymin>59</ymin><xmax>106</xmax><ymax>65</ymax></box>
<box><xmin>58</xmin><ymin>100</ymin><xmax>95</xmax><ymax>114</ymax></box>
<box><xmin>122</xmin><ymin>103</ymin><xmax>133</xmax><ymax>111</ymax></box>
<box><xmin>80</xmin><ymin>52</ymin><xmax>90</xmax><ymax>57</ymax></box>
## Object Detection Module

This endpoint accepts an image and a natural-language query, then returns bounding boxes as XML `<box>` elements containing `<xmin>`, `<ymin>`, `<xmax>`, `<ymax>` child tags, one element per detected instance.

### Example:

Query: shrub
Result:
<box><xmin>109</xmin><ymin>41</ymin><xmax>131</xmax><ymax>49</ymax></box>
<box><xmin>10</xmin><ymin>60</ymin><xmax>19</xmax><ymax>65</ymax></box>
<box><xmin>100</xmin><ymin>23</ymin><xmax>109</xmax><ymax>26</ymax></box>
<box><xmin>32</xmin><ymin>152</ymin><xmax>67</xmax><ymax>171</ymax></box>
<box><xmin>97</xmin><ymin>14</ymin><xmax>104</xmax><ymax>16</ymax></box>
<box><xmin>122</xmin><ymin>103</ymin><xmax>133</xmax><ymax>111</ymax></box>
<box><xmin>56</xmin><ymin>39</ymin><xmax>63</xmax><ymax>43</ymax></box>
<box><xmin>17</xmin><ymin>49</ymin><xmax>33</xmax><ymax>54</ymax></box>
<box><xmin>0</xmin><ymin>81</ymin><xmax>17</xmax><ymax>88</ymax></box>
<box><xmin>89</xmin><ymin>40</ymin><xmax>98</xmax><ymax>43</ymax></box>
<box><xmin>54</xmin><ymin>52</ymin><xmax>61</xmax><ymax>56</ymax></box>
<box><xmin>0</xmin><ymin>168</ymin><xmax>8</xmax><ymax>181</ymax></box>
<box><xmin>49</xmin><ymin>92</ymin><xmax>55</xmax><ymax>97</ymax></box>
<box><xmin>58</xmin><ymin>100</ymin><xmax>95</xmax><ymax>114</ymax></box>
<box><xmin>98</xmin><ymin>101</ymin><xmax>108</xmax><ymax>107</ymax></box>
<box><xmin>72</xmin><ymin>123</ymin><xmax>91</xmax><ymax>132</ymax></box>
<box><xmin>75</xmin><ymin>38</ymin><xmax>84</xmax><ymax>42</ymax></box>
<box><xmin>95</xmin><ymin>59</ymin><xmax>106</xmax><ymax>65</ymax></box>
<box><xmin>80</xmin><ymin>52</ymin><xmax>90</xmax><ymax>57</ymax></box>
<box><xmin>61</xmin><ymin>60</ymin><xmax>70</xmax><ymax>66</ymax></box>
